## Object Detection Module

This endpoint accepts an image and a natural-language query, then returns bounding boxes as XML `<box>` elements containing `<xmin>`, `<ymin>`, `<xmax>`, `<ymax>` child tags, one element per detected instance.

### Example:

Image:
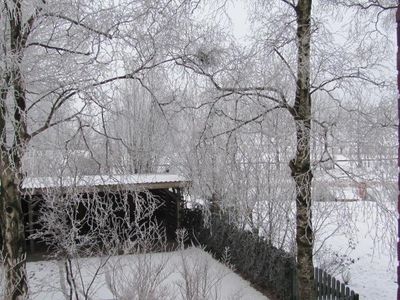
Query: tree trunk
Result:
<box><xmin>1</xmin><ymin>1</ymin><xmax>32</xmax><ymax>297</ymax></box>
<box><xmin>0</xmin><ymin>167</ymin><xmax>28</xmax><ymax>299</ymax></box>
<box><xmin>289</xmin><ymin>0</ymin><xmax>315</xmax><ymax>299</ymax></box>
<box><xmin>396</xmin><ymin>4</ymin><xmax>400</xmax><ymax>300</ymax></box>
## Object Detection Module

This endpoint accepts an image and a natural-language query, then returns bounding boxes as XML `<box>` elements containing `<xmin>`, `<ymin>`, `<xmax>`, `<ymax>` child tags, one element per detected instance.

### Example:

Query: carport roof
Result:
<box><xmin>22</xmin><ymin>174</ymin><xmax>190</xmax><ymax>194</ymax></box>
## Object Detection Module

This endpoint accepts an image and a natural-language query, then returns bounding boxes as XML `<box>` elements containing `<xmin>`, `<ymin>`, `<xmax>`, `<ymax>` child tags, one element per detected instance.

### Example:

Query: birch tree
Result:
<box><xmin>173</xmin><ymin>1</ymin><xmax>314</xmax><ymax>297</ymax></box>
<box><xmin>172</xmin><ymin>0</ymin><xmax>394</xmax><ymax>298</ymax></box>
<box><xmin>0</xmin><ymin>0</ymin><xmax>193</xmax><ymax>298</ymax></box>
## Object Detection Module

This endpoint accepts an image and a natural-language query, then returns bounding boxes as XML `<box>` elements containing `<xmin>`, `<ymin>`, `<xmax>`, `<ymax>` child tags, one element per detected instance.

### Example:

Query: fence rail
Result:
<box><xmin>314</xmin><ymin>268</ymin><xmax>359</xmax><ymax>300</ymax></box>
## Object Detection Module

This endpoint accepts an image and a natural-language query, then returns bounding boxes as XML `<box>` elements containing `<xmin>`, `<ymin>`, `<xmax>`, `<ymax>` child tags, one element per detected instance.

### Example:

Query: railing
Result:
<box><xmin>314</xmin><ymin>267</ymin><xmax>359</xmax><ymax>300</ymax></box>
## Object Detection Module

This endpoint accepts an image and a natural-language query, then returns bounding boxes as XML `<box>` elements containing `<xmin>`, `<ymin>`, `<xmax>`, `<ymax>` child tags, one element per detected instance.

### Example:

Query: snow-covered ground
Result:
<box><xmin>2</xmin><ymin>190</ymin><xmax>396</xmax><ymax>299</ymax></box>
<box><xmin>19</xmin><ymin>248</ymin><xmax>269</xmax><ymax>300</ymax></box>
<box><xmin>314</xmin><ymin>201</ymin><xmax>397</xmax><ymax>300</ymax></box>
<box><xmin>310</xmin><ymin>154</ymin><xmax>397</xmax><ymax>299</ymax></box>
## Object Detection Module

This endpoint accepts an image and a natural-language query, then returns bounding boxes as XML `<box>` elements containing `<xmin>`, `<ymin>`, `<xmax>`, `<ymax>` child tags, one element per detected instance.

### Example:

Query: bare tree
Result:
<box><xmin>0</xmin><ymin>0</ymin><xmax>195</xmax><ymax>297</ymax></box>
<box><xmin>172</xmin><ymin>1</ymin><xmax>314</xmax><ymax>296</ymax></box>
<box><xmin>105</xmin><ymin>79</ymin><xmax>173</xmax><ymax>174</ymax></box>
<box><xmin>170</xmin><ymin>1</ymin><xmax>394</xmax><ymax>298</ymax></box>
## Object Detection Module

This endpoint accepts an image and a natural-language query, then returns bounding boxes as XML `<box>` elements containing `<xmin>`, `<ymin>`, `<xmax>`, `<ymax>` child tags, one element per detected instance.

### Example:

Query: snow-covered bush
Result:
<box><xmin>176</xmin><ymin>250</ymin><xmax>224</xmax><ymax>300</ymax></box>
<box><xmin>314</xmin><ymin>245</ymin><xmax>357</xmax><ymax>278</ymax></box>
<box><xmin>31</xmin><ymin>187</ymin><xmax>164</xmax><ymax>257</ymax></box>
<box><xmin>30</xmin><ymin>186</ymin><xmax>165</xmax><ymax>299</ymax></box>
<box><xmin>105</xmin><ymin>252</ymin><xmax>174</xmax><ymax>300</ymax></box>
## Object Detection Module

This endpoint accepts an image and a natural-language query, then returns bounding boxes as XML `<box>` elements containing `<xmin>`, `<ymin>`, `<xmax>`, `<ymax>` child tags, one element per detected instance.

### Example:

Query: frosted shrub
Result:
<box><xmin>31</xmin><ymin>186</ymin><xmax>165</xmax><ymax>299</ymax></box>
<box><xmin>105</xmin><ymin>252</ymin><xmax>174</xmax><ymax>300</ymax></box>
<box><xmin>221</xmin><ymin>246</ymin><xmax>234</xmax><ymax>270</ymax></box>
<box><xmin>341</xmin><ymin>270</ymin><xmax>351</xmax><ymax>285</ymax></box>
<box><xmin>176</xmin><ymin>248</ymin><xmax>229</xmax><ymax>300</ymax></box>
<box><xmin>314</xmin><ymin>244</ymin><xmax>357</xmax><ymax>277</ymax></box>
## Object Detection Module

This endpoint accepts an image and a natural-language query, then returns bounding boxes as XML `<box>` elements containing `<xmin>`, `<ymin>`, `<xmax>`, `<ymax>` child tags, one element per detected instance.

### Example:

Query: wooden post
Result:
<box><xmin>175</xmin><ymin>188</ymin><xmax>181</xmax><ymax>230</ymax></box>
<box><xmin>397</xmin><ymin>4</ymin><xmax>400</xmax><ymax>300</ymax></box>
<box><xmin>28</xmin><ymin>197</ymin><xmax>34</xmax><ymax>253</ymax></box>
<box><xmin>292</xmin><ymin>263</ymin><xmax>298</xmax><ymax>300</ymax></box>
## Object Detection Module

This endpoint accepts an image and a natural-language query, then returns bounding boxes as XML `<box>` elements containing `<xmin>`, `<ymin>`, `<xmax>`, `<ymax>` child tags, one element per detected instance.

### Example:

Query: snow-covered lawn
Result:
<box><xmin>22</xmin><ymin>247</ymin><xmax>269</xmax><ymax>300</ymax></box>
<box><xmin>314</xmin><ymin>201</ymin><xmax>396</xmax><ymax>300</ymax></box>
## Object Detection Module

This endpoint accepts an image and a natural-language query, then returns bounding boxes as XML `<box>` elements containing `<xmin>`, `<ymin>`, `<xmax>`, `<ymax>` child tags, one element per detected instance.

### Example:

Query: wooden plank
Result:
<box><xmin>334</xmin><ymin>276</ymin><xmax>339</xmax><ymax>300</ymax></box>
<box><xmin>322</xmin><ymin>270</ymin><xmax>327</xmax><ymax>300</ymax></box>
<box><xmin>176</xmin><ymin>188</ymin><xmax>181</xmax><ymax>229</ymax></box>
<box><xmin>327</xmin><ymin>273</ymin><xmax>331</xmax><ymax>300</ymax></box>
<box><xmin>314</xmin><ymin>268</ymin><xmax>318</xmax><ymax>298</ymax></box>
<box><xmin>345</xmin><ymin>286</ymin><xmax>350</xmax><ymax>298</ymax></box>
<box><xmin>340</xmin><ymin>283</ymin><xmax>346</xmax><ymax>299</ymax></box>
<box><xmin>336</xmin><ymin>279</ymin><xmax>341</xmax><ymax>299</ymax></box>
<box><xmin>293</xmin><ymin>265</ymin><xmax>298</xmax><ymax>300</ymax></box>
<box><xmin>314</xmin><ymin>268</ymin><xmax>319</xmax><ymax>299</ymax></box>
<box><xmin>331</xmin><ymin>277</ymin><xmax>336</xmax><ymax>299</ymax></box>
<box><xmin>330</xmin><ymin>276</ymin><xmax>335</xmax><ymax>299</ymax></box>
<box><xmin>319</xmin><ymin>268</ymin><xmax>323</xmax><ymax>299</ymax></box>
<box><xmin>28</xmin><ymin>197</ymin><xmax>35</xmax><ymax>253</ymax></box>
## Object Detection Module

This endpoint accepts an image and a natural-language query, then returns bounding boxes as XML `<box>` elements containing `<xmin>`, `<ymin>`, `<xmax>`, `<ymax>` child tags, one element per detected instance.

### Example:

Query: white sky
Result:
<box><xmin>226</xmin><ymin>1</ymin><xmax>250</xmax><ymax>41</ymax></box>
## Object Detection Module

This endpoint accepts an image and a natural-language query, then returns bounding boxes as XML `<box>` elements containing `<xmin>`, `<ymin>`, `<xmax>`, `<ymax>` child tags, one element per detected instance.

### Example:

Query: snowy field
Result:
<box><xmin>314</xmin><ymin>201</ymin><xmax>397</xmax><ymax>300</ymax></box>
<box><xmin>18</xmin><ymin>248</ymin><xmax>269</xmax><ymax>300</ymax></box>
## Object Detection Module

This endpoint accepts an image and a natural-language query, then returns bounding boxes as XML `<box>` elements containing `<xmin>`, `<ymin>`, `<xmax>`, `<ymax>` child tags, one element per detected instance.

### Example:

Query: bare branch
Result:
<box><xmin>210</xmin><ymin>105</ymin><xmax>286</xmax><ymax>139</ymax></box>
<box><xmin>310</xmin><ymin>73</ymin><xmax>387</xmax><ymax>94</ymax></box>
<box><xmin>27</xmin><ymin>42</ymin><xmax>91</xmax><ymax>56</ymax></box>
<box><xmin>332</xmin><ymin>0</ymin><xmax>397</xmax><ymax>11</ymax></box>
<box><xmin>43</xmin><ymin>12</ymin><xmax>113</xmax><ymax>39</ymax></box>
<box><xmin>281</xmin><ymin>0</ymin><xmax>297</xmax><ymax>10</ymax></box>
<box><xmin>273</xmin><ymin>48</ymin><xmax>297</xmax><ymax>81</ymax></box>
<box><xmin>30</xmin><ymin>103</ymin><xmax>87</xmax><ymax>138</ymax></box>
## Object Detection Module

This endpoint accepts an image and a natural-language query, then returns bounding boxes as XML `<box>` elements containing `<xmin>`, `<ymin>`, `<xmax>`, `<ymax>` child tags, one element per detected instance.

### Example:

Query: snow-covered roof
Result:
<box><xmin>313</xmin><ymin>179</ymin><xmax>371</xmax><ymax>202</ymax></box>
<box><xmin>330</xmin><ymin>186</ymin><xmax>364</xmax><ymax>202</ymax></box>
<box><xmin>22</xmin><ymin>174</ymin><xmax>190</xmax><ymax>194</ymax></box>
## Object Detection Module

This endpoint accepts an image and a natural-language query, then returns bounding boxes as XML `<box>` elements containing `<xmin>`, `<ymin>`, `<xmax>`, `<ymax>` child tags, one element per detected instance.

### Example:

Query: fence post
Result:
<box><xmin>292</xmin><ymin>263</ymin><xmax>298</xmax><ymax>300</ymax></box>
<box><xmin>345</xmin><ymin>286</ymin><xmax>350</xmax><ymax>298</ymax></box>
<box><xmin>340</xmin><ymin>283</ymin><xmax>346</xmax><ymax>299</ymax></box>
<box><xmin>336</xmin><ymin>280</ymin><xmax>341</xmax><ymax>299</ymax></box>
<box><xmin>326</xmin><ymin>273</ymin><xmax>331</xmax><ymax>300</ymax></box>
<box><xmin>314</xmin><ymin>268</ymin><xmax>318</xmax><ymax>300</ymax></box>
<box><xmin>319</xmin><ymin>268</ymin><xmax>323</xmax><ymax>299</ymax></box>
<box><xmin>322</xmin><ymin>270</ymin><xmax>327</xmax><ymax>300</ymax></box>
